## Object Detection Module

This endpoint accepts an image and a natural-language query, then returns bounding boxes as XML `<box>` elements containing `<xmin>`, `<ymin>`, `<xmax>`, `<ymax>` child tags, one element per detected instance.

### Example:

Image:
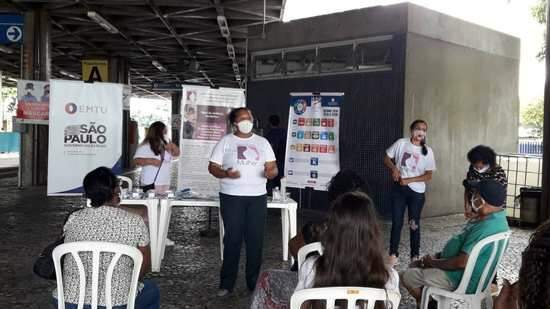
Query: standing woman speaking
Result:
<box><xmin>208</xmin><ymin>107</ymin><xmax>278</xmax><ymax>297</ymax></box>
<box><xmin>384</xmin><ymin>119</ymin><xmax>436</xmax><ymax>265</ymax></box>
<box><xmin>134</xmin><ymin>121</ymin><xmax>180</xmax><ymax>194</ymax></box>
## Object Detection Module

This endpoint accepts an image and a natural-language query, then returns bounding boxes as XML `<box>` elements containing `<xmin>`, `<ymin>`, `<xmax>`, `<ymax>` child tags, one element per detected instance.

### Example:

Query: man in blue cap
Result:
<box><xmin>401</xmin><ymin>179</ymin><xmax>510</xmax><ymax>305</ymax></box>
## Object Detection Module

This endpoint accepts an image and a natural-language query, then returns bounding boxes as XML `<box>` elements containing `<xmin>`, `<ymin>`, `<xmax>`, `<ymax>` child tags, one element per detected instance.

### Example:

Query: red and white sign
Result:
<box><xmin>16</xmin><ymin>79</ymin><xmax>49</xmax><ymax>124</ymax></box>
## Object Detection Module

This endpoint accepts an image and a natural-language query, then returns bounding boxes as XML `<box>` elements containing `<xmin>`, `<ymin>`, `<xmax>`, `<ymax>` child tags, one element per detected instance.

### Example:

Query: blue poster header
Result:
<box><xmin>289</xmin><ymin>93</ymin><xmax>343</xmax><ymax>109</ymax></box>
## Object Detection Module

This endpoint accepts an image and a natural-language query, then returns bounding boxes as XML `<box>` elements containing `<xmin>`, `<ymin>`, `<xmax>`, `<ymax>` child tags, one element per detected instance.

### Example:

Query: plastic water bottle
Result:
<box><xmin>280</xmin><ymin>178</ymin><xmax>287</xmax><ymax>201</ymax></box>
<box><xmin>273</xmin><ymin>187</ymin><xmax>281</xmax><ymax>201</ymax></box>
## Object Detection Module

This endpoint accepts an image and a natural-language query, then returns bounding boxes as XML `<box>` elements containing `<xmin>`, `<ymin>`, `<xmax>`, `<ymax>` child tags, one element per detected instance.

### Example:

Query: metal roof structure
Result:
<box><xmin>0</xmin><ymin>0</ymin><xmax>285</xmax><ymax>97</ymax></box>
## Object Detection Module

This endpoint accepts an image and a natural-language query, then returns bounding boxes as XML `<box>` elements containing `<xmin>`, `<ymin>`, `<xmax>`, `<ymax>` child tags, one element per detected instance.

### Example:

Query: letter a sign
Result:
<box><xmin>82</xmin><ymin>59</ymin><xmax>109</xmax><ymax>82</ymax></box>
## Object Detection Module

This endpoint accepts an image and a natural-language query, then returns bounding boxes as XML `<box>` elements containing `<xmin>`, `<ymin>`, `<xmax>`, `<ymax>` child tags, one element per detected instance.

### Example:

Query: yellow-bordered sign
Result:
<box><xmin>82</xmin><ymin>59</ymin><xmax>108</xmax><ymax>82</ymax></box>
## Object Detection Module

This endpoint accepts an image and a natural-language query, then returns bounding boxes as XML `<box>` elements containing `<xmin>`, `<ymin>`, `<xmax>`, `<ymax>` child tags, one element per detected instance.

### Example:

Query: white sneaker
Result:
<box><xmin>388</xmin><ymin>254</ymin><xmax>399</xmax><ymax>267</ymax></box>
<box><xmin>217</xmin><ymin>289</ymin><xmax>230</xmax><ymax>297</ymax></box>
<box><xmin>165</xmin><ymin>238</ymin><xmax>175</xmax><ymax>246</ymax></box>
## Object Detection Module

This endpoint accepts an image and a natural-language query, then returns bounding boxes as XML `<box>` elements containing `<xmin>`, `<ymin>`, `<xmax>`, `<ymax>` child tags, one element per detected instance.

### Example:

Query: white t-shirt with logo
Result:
<box><xmin>210</xmin><ymin>134</ymin><xmax>276</xmax><ymax>196</ymax></box>
<box><xmin>134</xmin><ymin>143</ymin><xmax>172</xmax><ymax>186</ymax></box>
<box><xmin>386</xmin><ymin>138</ymin><xmax>436</xmax><ymax>193</ymax></box>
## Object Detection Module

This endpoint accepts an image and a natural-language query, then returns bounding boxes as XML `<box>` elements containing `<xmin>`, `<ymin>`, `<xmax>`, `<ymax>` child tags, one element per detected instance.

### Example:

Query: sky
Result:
<box><xmin>283</xmin><ymin>0</ymin><xmax>546</xmax><ymax>106</ymax></box>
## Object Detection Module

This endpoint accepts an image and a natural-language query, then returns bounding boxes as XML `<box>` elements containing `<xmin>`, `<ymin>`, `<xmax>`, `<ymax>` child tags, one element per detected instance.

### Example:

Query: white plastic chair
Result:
<box><xmin>117</xmin><ymin>176</ymin><xmax>133</xmax><ymax>192</ymax></box>
<box><xmin>52</xmin><ymin>241</ymin><xmax>143</xmax><ymax>309</ymax></box>
<box><xmin>291</xmin><ymin>287</ymin><xmax>401</xmax><ymax>309</ymax></box>
<box><xmin>420</xmin><ymin>231</ymin><xmax>511</xmax><ymax>309</ymax></box>
<box><xmin>298</xmin><ymin>241</ymin><xmax>324</xmax><ymax>271</ymax></box>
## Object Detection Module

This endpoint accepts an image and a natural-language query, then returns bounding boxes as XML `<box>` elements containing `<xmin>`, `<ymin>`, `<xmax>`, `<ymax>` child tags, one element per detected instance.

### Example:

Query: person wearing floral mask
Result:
<box><xmin>384</xmin><ymin>119</ymin><xmax>436</xmax><ymax>266</ymax></box>
<box><xmin>208</xmin><ymin>107</ymin><xmax>278</xmax><ymax>297</ymax></box>
<box><xmin>464</xmin><ymin>145</ymin><xmax>507</xmax><ymax>219</ymax></box>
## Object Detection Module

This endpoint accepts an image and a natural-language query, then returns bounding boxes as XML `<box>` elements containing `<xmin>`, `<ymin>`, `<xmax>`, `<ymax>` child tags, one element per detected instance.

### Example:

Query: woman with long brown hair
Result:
<box><xmin>295</xmin><ymin>192</ymin><xmax>399</xmax><ymax>296</ymax></box>
<box><xmin>134</xmin><ymin>121</ymin><xmax>180</xmax><ymax>193</ymax></box>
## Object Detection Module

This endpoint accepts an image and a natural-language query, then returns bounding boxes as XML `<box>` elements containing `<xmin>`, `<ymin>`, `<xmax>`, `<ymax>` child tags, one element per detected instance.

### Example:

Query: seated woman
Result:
<box><xmin>494</xmin><ymin>219</ymin><xmax>550</xmax><ymax>309</ymax></box>
<box><xmin>296</xmin><ymin>192</ymin><xmax>399</xmax><ymax>299</ymax></box>
<box><xmin>289</xmin><ymin>169</ymin><xmax>370</xmax><ymax>269</ymax></box>
<box><xmin>53</xmin><ymin>167</ymin><xmax>160</xmax><ymax>309</ymax></box>
<box><xmin>250</xmin><ymin>171</ymin><xmax>371</xmax><ymax>309</ymax></box>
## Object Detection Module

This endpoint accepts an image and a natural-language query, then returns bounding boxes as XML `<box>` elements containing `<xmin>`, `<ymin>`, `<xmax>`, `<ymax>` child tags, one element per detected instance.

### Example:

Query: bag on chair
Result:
<box><xmin>33</xmin><ymin>209</ymin><xmax>80</xmax><ymax>280</ymax></box>
<box><xmin>33</xmin><ymin>236</ymin><xmax>65</xmax><ymax>280</ymax></box>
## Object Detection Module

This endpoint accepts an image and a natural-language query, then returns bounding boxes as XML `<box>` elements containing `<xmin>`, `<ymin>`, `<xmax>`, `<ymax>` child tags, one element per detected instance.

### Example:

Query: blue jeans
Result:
<box><xmin>389</xmin><ymin>184</ymin><xmax>425</xmax><ymax>258</ymax></box>
<box><xmin>52</xmin><ymin>280</ymin><xmax>160</xmax><ymax>309</ymax></box>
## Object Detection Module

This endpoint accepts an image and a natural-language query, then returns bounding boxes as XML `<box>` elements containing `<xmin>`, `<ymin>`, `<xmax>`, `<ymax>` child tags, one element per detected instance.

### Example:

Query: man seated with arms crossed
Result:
<box><xmin>401</xmin><ymin>179</ymin><xmax>510</xmax><ymax>306</ymax></box>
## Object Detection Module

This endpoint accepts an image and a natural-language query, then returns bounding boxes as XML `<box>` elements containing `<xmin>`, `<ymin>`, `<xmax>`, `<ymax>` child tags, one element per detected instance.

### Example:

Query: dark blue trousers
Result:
<box><xmin>389</xmin><ymin>184</ymin><xmax>425</xmax><ymax>258</ymax></box>
<box><xmin>219</xmin><ymin>193</ymin><xmax>267</xmax><ymax>291</ymax></box>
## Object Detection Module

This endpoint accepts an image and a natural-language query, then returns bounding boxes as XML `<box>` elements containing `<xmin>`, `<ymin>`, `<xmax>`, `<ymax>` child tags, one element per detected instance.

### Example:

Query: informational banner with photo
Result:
<box><xmin>284</xmin><ymin>92</ymin><xmax>343</xmax><ymax>191</ymax></box>
<box><xmin>47</xmin><ymin>80</ymin><xmax>123</xmax><ymax>195</ymax></box>
<box><xmin>16</xmin><ymin>79</ymin><xmax>49</xmax><ymax>124</ymax></box>
<box><xmin>177</xmin><ymin>85</ymin><xmax>245</xmax><ymax>196</ymax></box>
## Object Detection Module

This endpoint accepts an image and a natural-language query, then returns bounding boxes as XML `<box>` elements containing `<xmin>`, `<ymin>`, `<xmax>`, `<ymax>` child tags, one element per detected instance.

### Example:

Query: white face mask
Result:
<box><xmin>163</xmin><ymin>134</ymin><xmax>170</xmax><ymax>143</ymax></box>
<box><xmin>413</xmin><ymin>129</ymin><xmax>426</xmax><ymax>140</ymax></box>
<box><xmin>474</xmin><ymin>165</ymin><xmax>490</xmax><ymax>174</ymax></box>
<box><xmin>470</xmin><ymin>196</ymin><xmax>483</xmax><ymax>213</ymax></box>
<box><xmin>237</xmin><ymin>120</ymin><xmax>253</xmax><ymax>134</ymax></box>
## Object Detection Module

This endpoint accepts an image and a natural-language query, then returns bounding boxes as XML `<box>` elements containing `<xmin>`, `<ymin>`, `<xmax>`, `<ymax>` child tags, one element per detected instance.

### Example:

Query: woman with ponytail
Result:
<box><xmin>384</xmin><ymin>119</ymin><xmax>436</xmax><ymax>266</ymax></box>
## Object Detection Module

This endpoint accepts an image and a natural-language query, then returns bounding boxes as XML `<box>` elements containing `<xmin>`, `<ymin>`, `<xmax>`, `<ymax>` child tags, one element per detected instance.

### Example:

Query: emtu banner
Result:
<box><xmin>48</xmin><ymin>80</ymin><xmax>123</xmax><ymax>195</ymax></box>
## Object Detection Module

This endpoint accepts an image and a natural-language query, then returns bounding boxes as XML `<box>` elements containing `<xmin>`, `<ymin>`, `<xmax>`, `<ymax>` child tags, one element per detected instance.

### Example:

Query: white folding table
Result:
<box><xmin>156</xmin><ymin>197</ymin><xmax>298</xmax><ymax>270</ymax></box>
<box><xmin>119</xmin><ymin>198</ymin><xmax>161</xmax><ymax>272</ymax></box>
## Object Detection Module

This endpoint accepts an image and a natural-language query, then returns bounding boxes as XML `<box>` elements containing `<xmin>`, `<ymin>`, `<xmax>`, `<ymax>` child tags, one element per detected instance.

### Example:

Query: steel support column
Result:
<box><xmin>108</xmin><ymin>56</ymin><xmax>131</xmax><ymax>169</ymax></box>
<box><xmin>20</xmin><ymin>6</ymin><xmax>50</xmax><ymax>186</ymax></box>
<box><xmin>171</xmin><ymin>91</ymin><xmax>182</xmax><ymax>146</ymax></box>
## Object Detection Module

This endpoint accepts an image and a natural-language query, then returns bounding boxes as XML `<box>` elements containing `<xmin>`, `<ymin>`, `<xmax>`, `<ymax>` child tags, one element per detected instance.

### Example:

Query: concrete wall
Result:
<box><xmin>247</xmin><ymin>3</ymin><xmax>521</xmax><ymax>217</ymax></box>
<box><xmin>248</xmin><ymin>3</ymin><xmax>408</xmax><ymax>51</ymax></box>
<box><xmin>404</xmin><ymin>6</ymin><xmax>520</xmax><ymax>216</ymax></box>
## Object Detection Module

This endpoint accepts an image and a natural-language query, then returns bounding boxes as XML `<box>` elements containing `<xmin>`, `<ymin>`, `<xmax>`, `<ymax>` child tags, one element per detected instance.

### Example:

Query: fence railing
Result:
<box><xmin>497</xmin><ymin>153</ymin><xmax>542</xmax><ymax>220</ymax></box>
<box><xmin>518</xmin><ymin>138</ymin><xmax>543</xmax><ymax>156</ymax></box>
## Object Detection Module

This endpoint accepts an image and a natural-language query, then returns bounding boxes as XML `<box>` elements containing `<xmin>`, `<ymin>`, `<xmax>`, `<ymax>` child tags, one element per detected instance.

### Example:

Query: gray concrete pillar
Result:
<box><xmin>108</xmin><ymin>57</ymin><xmax>131</xmax><ymax>169</ymax></box>
<box><xmin>171</xmin><ymin>92</ymin><xmax>182</xmax><ymax>146</ymax></box>
<box><xmin>108</xmin><ymin>56</ymin><xmax>129</xmax><ymax>84</ymax></box>
<box><xmin>20</xmin><ymin>6</ymin><xmax>50</xmax><ymax>186</ymax></box>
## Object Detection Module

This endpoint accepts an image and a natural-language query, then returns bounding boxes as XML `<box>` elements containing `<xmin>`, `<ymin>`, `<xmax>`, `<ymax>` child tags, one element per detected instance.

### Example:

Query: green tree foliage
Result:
<box><xmin>522</xmin><ymin>98</ymin><xmax>544</xmax><ymax>136</ymax></box>
<box><xmin>532</xmin><ymin>0</ymin><xmax>547</xmax><ymax>60</ymax></box>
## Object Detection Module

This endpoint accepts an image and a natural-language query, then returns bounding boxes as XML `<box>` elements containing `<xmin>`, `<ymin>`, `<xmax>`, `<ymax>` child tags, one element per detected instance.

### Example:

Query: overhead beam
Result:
<box><xmin>51</xmin><ymin>19</ymin><xmax>104</xmax><ymax>52</ymax></box>
<box><xmin>165</xmin><ymin>6</ymin><xmax>215</xmax><ymax>17</ymax></box>
<box><xmin>77</xmin><ymin>0</ymin><xmax>184</xmax><ymax>83</ymax></box>
<box><xmin>224</xmin><ymin>7</ymin><xmax>280</xmax><ymax>21</ymax></box>
<box><xmin>212</xmin><ymin>0</ymin><xmax>242</xmax><ymax>87</ymax></box>
<box><xmin>146</xmin><ymin>0</ymin><xmax>215</xmax><ymax>87</ymax></box>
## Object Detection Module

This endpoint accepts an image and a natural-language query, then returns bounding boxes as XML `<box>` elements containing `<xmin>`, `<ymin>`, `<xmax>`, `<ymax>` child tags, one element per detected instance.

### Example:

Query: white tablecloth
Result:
<box><xmin>119</xmin><ymin>198</ymin><xmax>161</xmax><ymax>271</ymax></box>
